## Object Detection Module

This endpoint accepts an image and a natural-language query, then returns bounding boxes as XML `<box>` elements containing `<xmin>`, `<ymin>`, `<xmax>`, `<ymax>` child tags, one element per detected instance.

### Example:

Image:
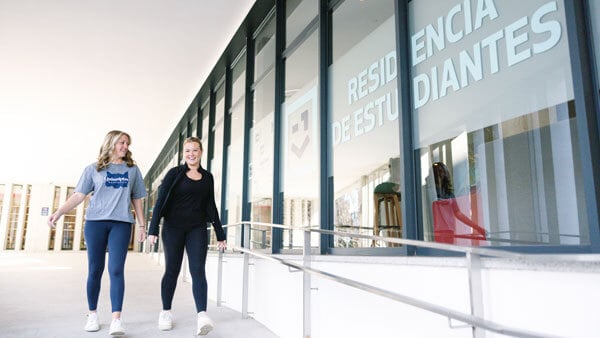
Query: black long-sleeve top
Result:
<box><xmin>148</xmin><ymin>163</ymin><xmax>225</xmax><ymax>241</ymax></box>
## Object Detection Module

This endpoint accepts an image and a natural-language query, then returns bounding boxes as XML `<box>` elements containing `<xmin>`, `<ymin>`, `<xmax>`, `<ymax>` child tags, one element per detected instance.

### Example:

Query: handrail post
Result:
<box><xmin>303</xmin><ymin>229</ymin><xmax>312</xmax><ymax>338</ymax></box>
<box><xmin>242</xmin><ymin>222</ymin><xmax>250</xmax><ymax>318</ymax></box>
<box><xmin>217</xmin><ymin>248</ymin><xmax>224</xmax><ymax>307</ymax></box>
<box><xmin>467</xmin><ymin>251</ymin><xmax>485</xmax><ymax>338</ymax></box>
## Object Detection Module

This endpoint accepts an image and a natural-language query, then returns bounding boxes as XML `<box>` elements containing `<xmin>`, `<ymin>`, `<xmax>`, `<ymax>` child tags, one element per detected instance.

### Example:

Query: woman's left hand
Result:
<box><xmin>217</xmin><ymin>240</ymin><xmax>227</xmax><ymax>252</ymax></box>
<box><xmin>138</xmin><ymin>226</ymin><xmax>147</xmax><ymax>242</ymax></box>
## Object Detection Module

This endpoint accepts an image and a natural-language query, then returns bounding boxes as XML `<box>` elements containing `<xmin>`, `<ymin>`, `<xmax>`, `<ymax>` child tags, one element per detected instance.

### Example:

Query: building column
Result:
<box><xmin>73</xmin><ymin>202</ymin><xmax>85</xmax><ymax>251</ymax></box>
<box><xmin>53</xmin><ymin>186</ymin><xmax>67</xmax><ymax>252</ymax></box>
<box><xmin>0</xmin><ymin>184</ymin><xmax>11</xmax><ymax>250</ymax></box>
<box><xmin>14</xmin><ymin>184</ymin><xmax>29</xmax><ymax>251</ymax></box>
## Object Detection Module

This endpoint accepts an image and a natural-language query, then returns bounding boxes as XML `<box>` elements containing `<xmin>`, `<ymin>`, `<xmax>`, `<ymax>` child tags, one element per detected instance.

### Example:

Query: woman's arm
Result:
<box><xmin>47</xmin><ymin>192</ymin><xmax>86</xmax><ymax>227</ymax></box>
<box><xmin>205</xmin><ymin>172</ymin><xmax>226</xmax><ymax>242</ymax></box>
<box><xmin>132</xmin><ymin>198</ymin><xmax>146</xmax><ymax>242</ymax></box>
<box><xmin>450</xmin><ymin>199</ymin><xmax>486</xmax><ymax>236</ymax></box>
<box><xmin>148</xmin><ymin>168</ymin><xmax>177</xmax><ymax>237</ymax></box>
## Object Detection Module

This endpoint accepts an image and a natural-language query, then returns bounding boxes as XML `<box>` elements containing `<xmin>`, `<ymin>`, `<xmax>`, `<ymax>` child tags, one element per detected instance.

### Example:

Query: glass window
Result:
<box><xmin>207</xmin><ymin>84</ymin><xmax>226</xmax><ymax>248</ymax></box>
<box><xmin>189</xmin><ymin>114</ymin><xmax>197</xmax><ymax>137</ymax></box>
<box><xmin>227</xmin><ymin>53</ymin><xmax>247</xmax><ymax>246</ymax></box>
<box><xmin>200</xmin><ymin>101</ymin><xmax>210</xmax><ymax>168</ymax></box>
<box><xmin>48</xmin><ymin>186</ymin><xmax>60</xmax><ymax>250</ymax></box>
<box><xmin>212</xmin><ymin>84</ymin><xmax>225</xmax><ymax>216</ymax></box>
<box><xmin>590</xmin><ymin>2</ymin><xmax>600</xmax><ymax>82</ymax></box>
<box><xmin>62</xmin><ymin>187</ymin><xmax>76</xmax><ymax>250</ymax></box>
<box><xmin>330</xmin><ymin>0</ymin><xmax>401</xmax><ymax>248</ymax></box>
<box><xmin>409</xmin><ymin>0</ymin><xmax>588</xmax><ymax>246</ymax></box>
<box><xmin>0</xmin><ymin>185</ymin><xmax>4</xmax><ymax>228</ymax></box>
<box><xmin>286</xmin><ymin>0</ymin><xmax>318</xmax><ymax>46</ymax></box>
<box><xmin>20</xmin><ymin>185</ymin><xmax>31</xmax><ymax>250</ymax></box>
<box><xmin>282</xmin><ymin>28</ymin><xmax>320</xmax><ymax>250</ymax></box>
<box><xmin>5</xmin><ymin>184</ymin><xmax>22</xmax><ymax>250</ymax></box>
<box><xmin>80</xmin><ymin>196</ymin><xmax>90</xmax><ymax>250</ymax></box>
<box><xmin>250</xmin><ymin>15</ymin><xmax>276</xmax><ymax>250</ymax></box>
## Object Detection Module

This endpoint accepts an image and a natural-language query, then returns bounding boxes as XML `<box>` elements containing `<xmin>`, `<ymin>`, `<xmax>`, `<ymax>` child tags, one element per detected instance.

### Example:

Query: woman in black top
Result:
<box><xmin>148</xmin><ymin>137</ymin><xmax>226</xmax><ymax>336</ymax></box>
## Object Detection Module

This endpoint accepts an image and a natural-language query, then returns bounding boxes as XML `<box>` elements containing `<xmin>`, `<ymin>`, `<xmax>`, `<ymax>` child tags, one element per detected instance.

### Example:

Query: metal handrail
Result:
<box><xmin>224</xmin><ymin>221</ymin><xmax>595</xmax><ymax>261</ymax></box>
<box><xmin>212</xmin><ymin>221</ymin><xmax>581</xmax><ymax>338</ymax></box>
<box><xmin>229</xmin><ymin>245</ymin><xmax>554</xmax><ymax>338</ymax></box>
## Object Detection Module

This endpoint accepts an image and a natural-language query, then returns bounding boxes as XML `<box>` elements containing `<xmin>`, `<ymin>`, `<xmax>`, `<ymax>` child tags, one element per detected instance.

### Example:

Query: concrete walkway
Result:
<box><xmin>0</xmin><ymin>251</ymin><xmax>278</xmax><ymax>338</ymax></box>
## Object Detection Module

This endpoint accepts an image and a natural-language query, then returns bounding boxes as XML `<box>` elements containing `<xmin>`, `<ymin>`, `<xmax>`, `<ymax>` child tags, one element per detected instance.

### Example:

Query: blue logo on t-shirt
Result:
<box><xmin>105</xmin><ymin>171</ymin><xmax>129</xmax><ymax>188</ymax></box>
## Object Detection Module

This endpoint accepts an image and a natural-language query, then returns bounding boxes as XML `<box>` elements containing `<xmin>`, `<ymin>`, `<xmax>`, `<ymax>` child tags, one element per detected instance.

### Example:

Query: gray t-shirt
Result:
<box><xmin>75</xmin><ymin>162</ymin><xmax>147</xmax><ymax>223</ymax></box>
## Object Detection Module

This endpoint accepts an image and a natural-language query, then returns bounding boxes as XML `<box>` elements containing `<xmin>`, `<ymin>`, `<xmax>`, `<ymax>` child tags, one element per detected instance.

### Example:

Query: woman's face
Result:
<box><xmin>183</xmin><ymin>141</ymin><xmax>202</xmax><ymax>167</ymax></box>
<box><xmin>112</xmin><ymin>134</ymin><xmax>130</xmax><ymax>160</ymax></box>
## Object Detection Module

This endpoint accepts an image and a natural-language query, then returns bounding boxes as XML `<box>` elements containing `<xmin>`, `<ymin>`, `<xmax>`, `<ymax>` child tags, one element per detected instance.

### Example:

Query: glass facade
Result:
<box><xmin>212</xmin><ymin>84</ymin><xmax>226</xmax><ymax>212</ymax></box>
<box><xmin>0</xmin><ymin>185</ymin><xmax>4</xmax><ymax>234</ymax></box>
<box><xmin>286</xmin><ymin>0</ymin><xmax>318</xmax><ymax>47</ymax></box>
<box><xmin>4</xmin><ymin>185</ymin><xmax>22</xmax><ymax>250</ymax></box>
<box><xmin>48</xmin><ymin>186</ymin><xmax>61</xmax><ymax>250</ymax></box>
<box><xmin>410</xmin><ymin>0</ymin><xmax>587</xmax><ymax>247</ymax></box>
<box><xmin>80</xmin><ymin>196</ymin><xmax>90</xmax><ymax>250</ymax></box>
<box><xmin>283</xmin><ymin>2</ymin><xmax>320</xmax><ymax>250</ymax></box>
<box><xmin>330</xmin><ymin>0</ymin><xmax>401</xmax><ymax>248</ymax></box>
<box><xmin>201</xmin><ymin>100</ymin><xmax>210</xmax><ymax>168</ymax></box>
<box><xmin>226</xmin><ymin>52</ymin><xmax>247</xmax><ymax>246</ymax></box>
<box><xmin>20</xmin><ymin>185</ymin><xmax>31</xmax><ymax>250</ymax></box>
<box><xmin>591</xmin><ymin>2</ymin><xmax>600</xmax><ymax>82</ymax></box>
<box><xmin>62</xmin><ymin>187</ymin><xmax>76</xmax><ymax>250</ymax></box>
<box><xmin>249</xmin><ymin>14</ymin><xmax>276</xmax><ymax>250</ymax></box>
<box><xmin>142</xmin><ymin>0</ymin><xmax>600</xmax><ymax>256</ymax></box>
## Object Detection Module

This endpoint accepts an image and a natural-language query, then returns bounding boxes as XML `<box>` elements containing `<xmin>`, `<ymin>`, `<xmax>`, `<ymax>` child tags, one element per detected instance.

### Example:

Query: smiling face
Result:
<box><xmin>183</xmin><ymin>139</ymin><xmax>202</xmax><ymax>168</ymax></box>
<box><xmin>111</xmin><ymin>134</ymin><xmax>130</xmax><ymax>162</ymax></box>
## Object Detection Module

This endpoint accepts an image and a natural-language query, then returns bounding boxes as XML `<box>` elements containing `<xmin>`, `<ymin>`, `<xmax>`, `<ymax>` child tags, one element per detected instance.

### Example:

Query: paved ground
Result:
<box><xmin>0</xmin><ymin>251</ymin><xmax>278</xmax><ymax>338</ymax></box>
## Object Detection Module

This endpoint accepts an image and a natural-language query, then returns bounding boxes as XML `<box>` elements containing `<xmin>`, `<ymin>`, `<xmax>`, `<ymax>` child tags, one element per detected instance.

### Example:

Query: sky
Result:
<box><xmin>0</xmin><ymin>0</ymin><xmax>255</xmax><ymax>185</ymax></box>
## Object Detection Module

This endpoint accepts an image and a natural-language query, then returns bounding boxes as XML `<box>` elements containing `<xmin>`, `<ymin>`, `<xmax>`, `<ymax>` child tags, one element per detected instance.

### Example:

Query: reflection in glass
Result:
<box><xmin>209</xmin><ymin>86</ymin><xmax>225</xmax><ymax>249</ymax></box>
<box><xmin>226</xmin><ymin>54</ymin><xmax>247</xmax><ymax>247</ymax></box>
<box><xmin>5</xmin><ymin>185</ymin><xmax>22</xmax><ymax>250</ymax></box>
<box><xmin>62</xmin><ymin>187</ymin><xmax>76</xmax><ymax>250</ymax></box>
<box><xmin>420</xmin><ymin>104</ymin><xmax>588</xmax><ymax>246</ymax></box>
<box><xmin>590</xmin><ymin>2</ymin><xmax>600</xmax><ymax>81</ymax></box>
<box><xmin>249</xmin><ymin>15</ymin><xmax>276</xmax><ymax>250</ymax></box>
<box><xmin>410</xmin><ymin>0</ymin><xmax>588</xmax><ymax>247</ymax></box>
<box><xmin>201</xmin><ymin>102</ymin><xmax>210</xmax><ymax>168</ymax></box>
<box><xmin>48</xmin><ymin>186</ymin><xmax>60</xmax><ymax>250</ymax></box>
<box><xmin>330</xmin><ymin>0</ymin><xmax>400</xmax><ymax>248</ymax></box>
<box><xmin>286</xmin><ymin>0</ymin><xmax>317</xmax><ymax>47</ymax></box>
<box><xmin>282</xmin><ymin>29</ymin><xmax>320</xmax><ymax>250</ymax></box>
<box><xmin>20</xmin><ymin>185</ymin><xmax>31</xmax><ymax>250</ymax></box>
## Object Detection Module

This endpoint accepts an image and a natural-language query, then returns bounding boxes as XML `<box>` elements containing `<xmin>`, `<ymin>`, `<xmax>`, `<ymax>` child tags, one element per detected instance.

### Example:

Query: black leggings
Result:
<box><xmin>161</xmin><ymin>226</ymin><xmax>209</xmax><ymax>313</ymax></box>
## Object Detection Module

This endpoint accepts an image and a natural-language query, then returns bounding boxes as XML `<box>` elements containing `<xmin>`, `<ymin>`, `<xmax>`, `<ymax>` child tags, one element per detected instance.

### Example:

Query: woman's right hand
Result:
<box><xmin>147</xmin><ymin>235</ymin><xmax>158</xmax><ymax>245</ymax></box>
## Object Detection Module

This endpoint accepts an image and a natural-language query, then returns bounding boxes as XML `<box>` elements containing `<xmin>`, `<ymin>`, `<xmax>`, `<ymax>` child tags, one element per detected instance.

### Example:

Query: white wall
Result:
<box><xmin>25</xmin><ymin>184</ymin><xmax>55</xmax><ymax>251</ymax></box>
<box><xmin>203</xmin><ymin>253</ymin><xmax>600</xmax><ymax>338</ymax></box>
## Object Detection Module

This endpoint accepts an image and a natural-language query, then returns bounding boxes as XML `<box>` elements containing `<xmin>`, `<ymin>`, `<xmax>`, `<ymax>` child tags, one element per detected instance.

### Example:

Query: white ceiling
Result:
<box><xmin>0</xmin><ymin>0</ymin><xmax>255</xmax><ymax>185</ymax></box>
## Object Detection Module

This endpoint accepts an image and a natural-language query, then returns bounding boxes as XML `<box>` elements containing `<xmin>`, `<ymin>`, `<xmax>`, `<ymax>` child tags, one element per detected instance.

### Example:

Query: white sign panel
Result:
<box><xmin>409</xmin><ymin>0</ymin><xmax>573</xmax><ymax>147</ymax></box>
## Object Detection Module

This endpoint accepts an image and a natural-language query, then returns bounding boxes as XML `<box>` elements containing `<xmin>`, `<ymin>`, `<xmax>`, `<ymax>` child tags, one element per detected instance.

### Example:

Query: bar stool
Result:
<box><xmin>372</xmin><ymin>182</ymin><xmax>402</xmax><ymax>247</ymax></box>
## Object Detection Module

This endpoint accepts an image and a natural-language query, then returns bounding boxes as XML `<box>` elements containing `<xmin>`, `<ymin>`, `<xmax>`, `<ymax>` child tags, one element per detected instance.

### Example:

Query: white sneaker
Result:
<box><xmin>158</xmin><ymin>310</ymin><xmax>173</xmax><ymax>330</ymax></box>
<box><xmin>109</xmin><ymin>318</ymin><xmax>125</xmax><ymax>336</ymax></box>
<box><xmin>196</xmin><ymin>311</ymin><xmax>214</xmax><ymax>336</ymax></box>
<box><xmin>84</xmin><ymin>312</ymin><xmax>99</xmax><ymax>332</ymax></box>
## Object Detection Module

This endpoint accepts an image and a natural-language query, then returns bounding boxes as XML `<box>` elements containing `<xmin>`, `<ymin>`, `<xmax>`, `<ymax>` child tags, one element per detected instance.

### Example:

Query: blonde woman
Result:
<box><xmin>148</xmin><ymin>137</ymin><xmax>226</xmax><ymax>336</ymax></box>
<box><xmin>47</xmin><ymin>130</ymin><xmax>147</xmax><ymax>336</ymax></box>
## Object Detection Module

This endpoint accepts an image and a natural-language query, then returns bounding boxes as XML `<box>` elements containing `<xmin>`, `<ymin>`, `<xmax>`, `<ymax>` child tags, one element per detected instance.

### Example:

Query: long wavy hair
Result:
<box><xmin>96</xmin><ymin>130</ymin><xmax>135</xmax><ymax>171</ymax></box>
<box><xmin>432</xmin><ymin>161</ymin><xmax>454</xmax><ymax>199</ymax></box>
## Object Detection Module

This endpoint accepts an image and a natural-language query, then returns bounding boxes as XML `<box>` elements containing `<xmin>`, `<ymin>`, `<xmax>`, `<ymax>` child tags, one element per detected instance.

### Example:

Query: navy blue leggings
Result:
<box><xmin>84</xmin><ymin>220</ymin><xmax>131</xmax><ymax>312</ymax></box>
<box><xmin>161</xmin><ymin>226</ymin><xmax>209</xmax><ymax>312</ymax></box>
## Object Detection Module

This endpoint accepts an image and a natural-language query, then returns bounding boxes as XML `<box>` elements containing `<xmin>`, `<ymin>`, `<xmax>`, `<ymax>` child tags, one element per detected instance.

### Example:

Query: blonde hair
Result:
<box><xmin>184</xmin><ymin>136</ymin><xmax>203</xmax><ymax>151</ymax></box>
<box><xmin>96</xmin><ymin>130</ymin><xmax>135</xmax><ymax>171</ymax></box>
